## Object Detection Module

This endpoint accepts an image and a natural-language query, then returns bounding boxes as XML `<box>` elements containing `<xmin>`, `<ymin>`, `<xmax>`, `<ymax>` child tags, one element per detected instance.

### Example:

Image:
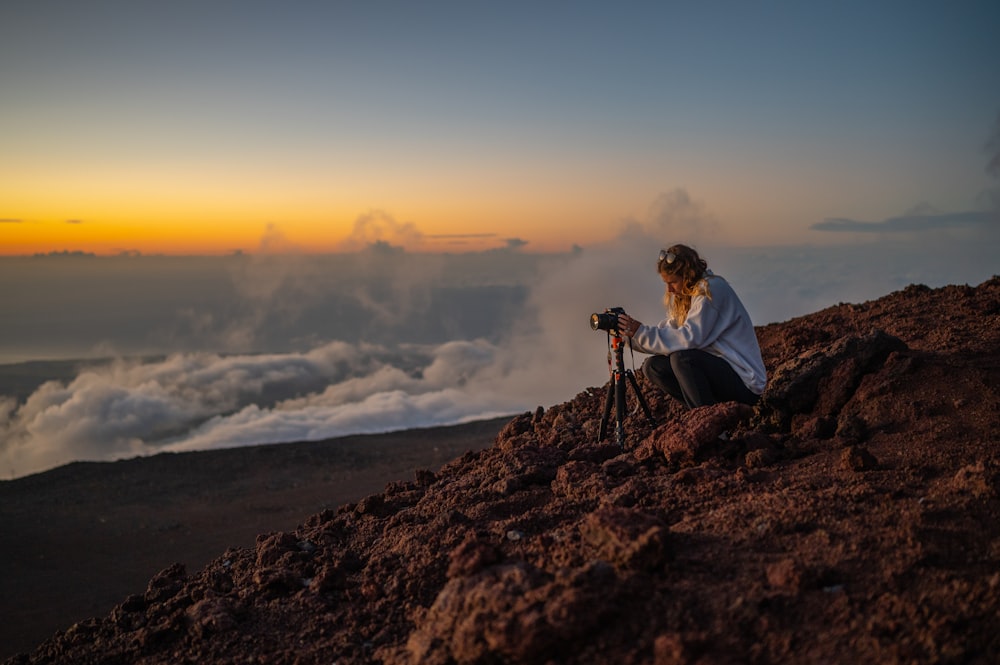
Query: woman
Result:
<box><xmin>616</xmin><ymin>244</ymin><xmax>766</xmax><ymax>408</ymax></box>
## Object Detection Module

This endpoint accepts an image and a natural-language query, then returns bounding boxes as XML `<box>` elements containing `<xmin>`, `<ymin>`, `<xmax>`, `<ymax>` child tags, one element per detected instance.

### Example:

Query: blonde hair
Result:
<box><xmin>658</xmin><ymin>244</ymin><xmax>711</xmax><ymax>324</ymax></box>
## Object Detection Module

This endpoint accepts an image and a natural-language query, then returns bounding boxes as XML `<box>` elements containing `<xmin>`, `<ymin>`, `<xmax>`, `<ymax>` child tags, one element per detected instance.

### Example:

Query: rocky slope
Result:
<box><xmin>9</xmin><ymin>277</ymin><xmax>1000</xmax><ymax>665</ymax></box>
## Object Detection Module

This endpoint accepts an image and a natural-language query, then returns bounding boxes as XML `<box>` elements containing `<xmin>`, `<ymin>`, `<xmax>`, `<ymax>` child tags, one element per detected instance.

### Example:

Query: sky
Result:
<box><xmin>2</xmin><ymin>0</ymin><xmax>999</xmax><ymax>255</ymax></box>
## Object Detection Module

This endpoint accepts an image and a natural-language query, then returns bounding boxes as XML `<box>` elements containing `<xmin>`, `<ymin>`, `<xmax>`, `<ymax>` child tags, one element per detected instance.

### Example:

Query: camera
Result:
<box><xmin>590</xmin><ymin>306</ymin><xmax>626</xmax><ymax>333</ymax></box>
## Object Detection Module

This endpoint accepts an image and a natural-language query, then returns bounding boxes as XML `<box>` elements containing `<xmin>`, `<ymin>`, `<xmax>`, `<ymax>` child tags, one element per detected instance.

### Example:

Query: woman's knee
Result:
<box><xmin>669</xmin><ymin>349</ymin><xmax>702</xmax><ymax>372</ymax></box>
<box><xmin>642</xmin><ymin>355</ymin><xmax>682</xmax><ymax>399</ymax></box>
<box><xmin>642</xmin><ymin>355</ymin><xmax>671</xmax><ymax>380</ymax></box>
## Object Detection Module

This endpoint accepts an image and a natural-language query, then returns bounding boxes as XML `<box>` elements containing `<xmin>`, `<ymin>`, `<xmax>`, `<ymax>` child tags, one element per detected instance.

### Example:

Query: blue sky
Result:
<box><xmin>2</xmin><ymin>0</ymin><xmax>998</xmax><ymax>253</ymax></box>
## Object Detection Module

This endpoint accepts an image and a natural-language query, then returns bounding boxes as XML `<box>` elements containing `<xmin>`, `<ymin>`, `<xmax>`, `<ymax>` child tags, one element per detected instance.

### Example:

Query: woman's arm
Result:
<box><xmin>627</xmin><ymin>294</ymin><xmax>723</xmax><ymax>354</ymax></box>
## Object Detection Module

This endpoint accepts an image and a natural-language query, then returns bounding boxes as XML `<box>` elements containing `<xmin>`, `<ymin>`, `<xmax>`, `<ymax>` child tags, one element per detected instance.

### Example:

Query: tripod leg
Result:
<box><xmin>625</xmin><ymin>370</ymin><xmax>657</xmax><ymax>428</ymax></box>
<box><xmin>598</xmin><ymin>378</ymin><xmax>615</xmax><ymax>443</ymax></box>
<box><xmin>615</xmin><ymin>371</ymin><xmax>626</xmax><ymax>448</ymax></box>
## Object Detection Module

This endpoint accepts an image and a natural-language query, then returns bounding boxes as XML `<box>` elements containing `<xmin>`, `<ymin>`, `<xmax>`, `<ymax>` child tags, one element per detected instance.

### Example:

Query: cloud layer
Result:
<box><xmin>2</xmin><ymin>192</ymin><xmax>998</xmax><ymax>478</ymax></box>
<box><xmin>812</xmin><ymin>210</ymin><xmax>995</xmax><ymax>233</ymax></box>
<box><xmin>0</xmin><ymin>341</ymin><xmax>533</xmax><ymax>477</ymax></box>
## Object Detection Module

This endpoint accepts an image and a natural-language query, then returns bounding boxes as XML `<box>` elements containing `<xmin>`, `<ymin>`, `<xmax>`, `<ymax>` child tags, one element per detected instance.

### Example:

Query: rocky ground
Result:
<box><xmin>6</xmin><ymin>277</ymin><xmax>1000</xmax><ymax>664</ymax></box>
<box><xmin>0</xmin><ymin>419</ymin><xmax>509</xmax><ymax>660</ymax></box>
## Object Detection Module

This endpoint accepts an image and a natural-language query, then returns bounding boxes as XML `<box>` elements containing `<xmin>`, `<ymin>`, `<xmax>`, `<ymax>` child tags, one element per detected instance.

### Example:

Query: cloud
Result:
<box><xmin>165</xmin><ymin>340</ymin><xmax>516</xmax><ymax>453</ymax></box>
<box><xmin>0</xmin><ymin>218</ymin><xmax>23</xmax><ymax>224</ymax></box>
<box><xmin>0</xmin><ymin>190</ymin><xmax>734</xmax><ymax>477</ymax></box>
<box><xmin>0</xmin><ymin>340</ymin><xmax>529</xmax><ymax>477</ymax></box>
<box><xmin>3</xmin><ymin>189</ymin><xmax>999</xmax><ymax>479</ymax></box>
<box><xmin>65</xmin><ymin>219</ymin><xmax>84</xmax><ymax>224</ymax></box>
<box><xmin>32</xmin><ymin>250</ymin><xmax>97</xmax><ymax>258</ymax></box>
<box><xmin>423</xmin><ymin>233</ymin><xmax>507</xmax><ymax>250</ymax></box>
<box><xmin>426</xmin><ymin>233</ymin><xmax>499</xmax><ymax>240</ymax></box>
<box><xmin>642</xmin><ymin>188</ymin><xmax>721</xmax><ymax>242</ymax></box>
<box><xmin>257</xmin><ymin>223</ymin><xmax>300</xmax><ymax>254</ymax></box>
<box><xmin>811</xmin><ymin>210</ymin><xmax>996</xmax><ymax>233</ymax></box>
<box><xmin>338</xmin><ymin>209</ymin><xmax>424</xmax><ymax>252</ymax></box>
<box><xmin>0</xmin><ymin>233</ymin><xmax>634</xmax><ymax>478</ymax></box>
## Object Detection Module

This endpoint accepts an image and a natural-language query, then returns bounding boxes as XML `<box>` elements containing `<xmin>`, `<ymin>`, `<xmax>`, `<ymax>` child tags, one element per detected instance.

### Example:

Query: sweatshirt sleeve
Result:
<box><xmin>631</xmin><ymin>293</ymin><xmax>722</xmax><ymax>354</ymax></box>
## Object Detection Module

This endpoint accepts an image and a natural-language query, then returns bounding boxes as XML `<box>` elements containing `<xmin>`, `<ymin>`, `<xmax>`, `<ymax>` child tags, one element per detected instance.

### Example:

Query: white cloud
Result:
<box><xmin>811</xmin><ymin>210</ymin><xmax>995</xmax><ymax>233</ymax></box>
<box><xmin>337</xmin><ymin>209</ymin><xmax>424</xmax><ymax>252</ymax></box>
<box><xmin>0</xmin><ymin>339</ymin><xmax>532</xmax><ymax>478</ymax></box>
<box><xmin>2</xmin><ymin>190</ymin><xmax>998</xmax><ymax>479</ymax></box>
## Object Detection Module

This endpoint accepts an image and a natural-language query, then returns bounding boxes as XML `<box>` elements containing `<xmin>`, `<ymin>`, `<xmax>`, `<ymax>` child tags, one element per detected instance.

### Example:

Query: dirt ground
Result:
<box><xmin>0</xmin><ymin>418</ymin><xmax>508</xmax><ymax>661</ymax></box>
<box><xmin>4</xmin><ymin>277</ymin><xmax>1000</xmax><ymax>664</ymax></box>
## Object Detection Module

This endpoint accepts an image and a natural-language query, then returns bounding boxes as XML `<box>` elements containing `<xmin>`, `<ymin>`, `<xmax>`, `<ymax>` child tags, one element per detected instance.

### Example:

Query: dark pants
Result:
<box><xmin>642</xmin><ymin>349</ymin><xmax>759</xmax><ymax>408</ymax></box>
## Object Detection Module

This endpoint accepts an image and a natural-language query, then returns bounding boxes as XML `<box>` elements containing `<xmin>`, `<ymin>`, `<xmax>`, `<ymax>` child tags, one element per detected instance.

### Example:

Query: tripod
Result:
<box><xmin>599</xmin><ymin>331</ymin><xmax>656</xmax><ymax>448</ymax></box>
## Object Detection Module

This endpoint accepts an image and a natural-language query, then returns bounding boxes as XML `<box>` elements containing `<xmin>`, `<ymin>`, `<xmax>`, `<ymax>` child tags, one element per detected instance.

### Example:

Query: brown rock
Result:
<box><xmin>842</xmin><ymin>445</ymin><xmax>878</xmax><ymax>471</ymax></box>
<box><xmin>579</xmin><ymin>505</ymin><xmax>671</xmax><ymax>571</ymax></box>
<box><xmin>645</xmin><ymin>402</ymin><xmax>753</xmax><ymax>467</ymax></box>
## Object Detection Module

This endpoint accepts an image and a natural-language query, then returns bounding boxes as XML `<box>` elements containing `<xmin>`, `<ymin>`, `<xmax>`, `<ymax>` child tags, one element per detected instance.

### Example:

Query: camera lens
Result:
<box><xmin>590</xmin><ymin>312</ymin><xmax>619</xmax><ymax>331</ymax></box>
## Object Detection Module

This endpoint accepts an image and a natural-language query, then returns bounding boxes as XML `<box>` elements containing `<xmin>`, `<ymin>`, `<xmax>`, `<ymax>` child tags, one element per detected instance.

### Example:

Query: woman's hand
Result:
<box><xmin>617</xmin><ymin>313</ymin><xmax>642</xmax><ymax>337</ymax></box>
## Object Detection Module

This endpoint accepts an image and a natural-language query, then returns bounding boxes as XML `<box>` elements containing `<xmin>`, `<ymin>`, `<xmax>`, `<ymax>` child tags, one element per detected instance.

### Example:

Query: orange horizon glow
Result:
<box><xmin>0</xmin><ymin>153</ymin><xmax>638</xmax><ymax>256</ymax></box>
<box><xmin>0</xmin><ymin>211</ymin><xmax>595</xmax><ymax>257</ymax></box>
<box><xmin>0</xmin><ymin>180</ymin><xmax>648</xmax><ymax>256</ymax></box>
<box><xmin>0</xmin><ymin>203</ymin><xmax>831</xmax><ymax>256</ymax></box>
<box><xmin>1</xmin><ymin>169</ymin><xmax>839</xmax><ymax>257</ymax></box>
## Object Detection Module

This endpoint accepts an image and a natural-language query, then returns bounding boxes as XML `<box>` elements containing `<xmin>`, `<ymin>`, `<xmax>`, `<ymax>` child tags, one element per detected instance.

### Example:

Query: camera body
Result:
<box><xmin>590</xmin><ymin>306</ymin><xmax>626</xmax><ymax>333</ymax></box>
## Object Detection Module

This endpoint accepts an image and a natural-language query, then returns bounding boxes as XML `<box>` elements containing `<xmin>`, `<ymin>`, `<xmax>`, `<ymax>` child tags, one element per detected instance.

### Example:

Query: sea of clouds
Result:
<box><xmin>1</xmin><ymin>196</ymin><xmax>997</xmax><ymax>479</ymax></box>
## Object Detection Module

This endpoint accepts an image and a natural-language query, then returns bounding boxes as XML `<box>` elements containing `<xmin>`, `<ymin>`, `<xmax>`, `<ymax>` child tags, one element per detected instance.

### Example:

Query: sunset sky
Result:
<box><xmin>2</xmin><ymin>1</ymin><xmax>999</xmax><ymax>255</ymax></box>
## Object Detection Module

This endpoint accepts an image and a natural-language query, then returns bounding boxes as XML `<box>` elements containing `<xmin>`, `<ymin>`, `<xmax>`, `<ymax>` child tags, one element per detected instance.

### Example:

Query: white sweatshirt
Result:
<box><xmin>630</xmin><ymin>271</ymin><xmax>767</xmax><ymax>394</ymax></box>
